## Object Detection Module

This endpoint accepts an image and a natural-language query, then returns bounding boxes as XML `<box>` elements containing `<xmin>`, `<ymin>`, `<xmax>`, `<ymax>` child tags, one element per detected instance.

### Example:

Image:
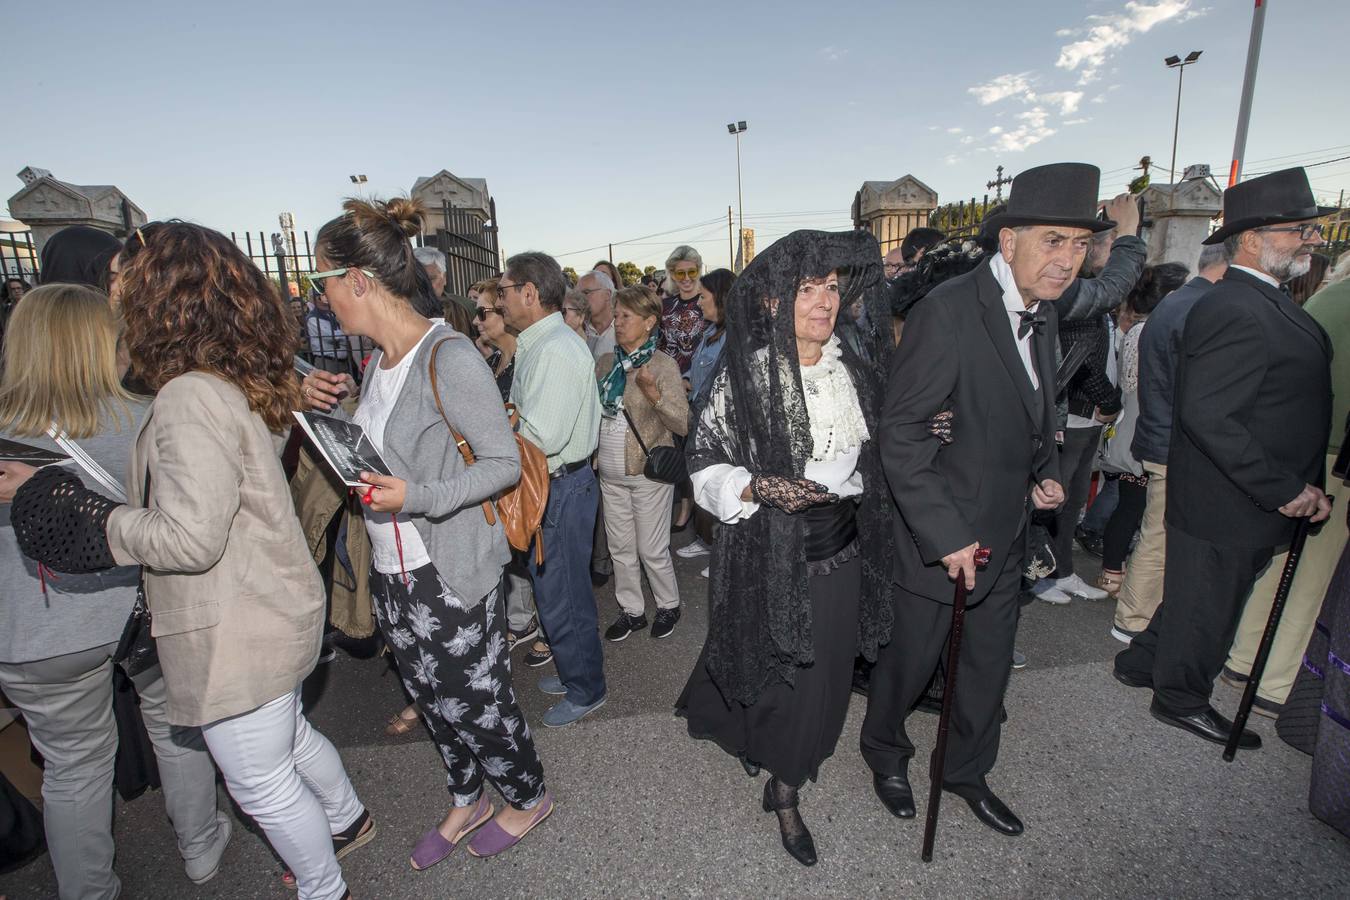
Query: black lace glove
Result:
<box><xmin>928</xmin><ymin>409</ymin><xmax>954</xmax><ymax>445</ymax></box>
<box><xmin>749</xmin><ymin>475</ymin><xmax>838</xmax><ymax>514</ymax></box>
<box><xmin>11</xmin><ymin>466</ymin><xmax>121</xmax><ymax>574</ymax></box>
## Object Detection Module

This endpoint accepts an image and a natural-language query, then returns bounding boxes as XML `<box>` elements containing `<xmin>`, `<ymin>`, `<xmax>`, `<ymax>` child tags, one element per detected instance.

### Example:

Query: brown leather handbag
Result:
<box><xmin>429</xmin><ymin>339</ymin><xmax>549</xmax><ymax>564</ymax></box>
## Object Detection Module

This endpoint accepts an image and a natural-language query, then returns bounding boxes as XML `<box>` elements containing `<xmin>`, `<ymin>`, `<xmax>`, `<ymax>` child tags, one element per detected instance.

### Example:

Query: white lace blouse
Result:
<box><xmin>691</xmin><ymin>337</ymin><xmax>869</xmax><ymax>523</ymax></box>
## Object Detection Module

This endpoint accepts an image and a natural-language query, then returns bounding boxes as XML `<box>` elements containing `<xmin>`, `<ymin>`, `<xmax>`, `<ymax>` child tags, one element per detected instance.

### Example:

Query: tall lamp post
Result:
<box><xmin>1164</xmin><ymin>51</ymin><xmax>1202</xmax><ymax>186</ymax></box>
<box><xmin>349</xmin><ymin>174</ymin><xmax>368</xmax><ymax>185</ymax></box>
<box><xmin>727</xmin><ymin>121</ymin><xmax>747</xmax><ymax>270</ymax></box>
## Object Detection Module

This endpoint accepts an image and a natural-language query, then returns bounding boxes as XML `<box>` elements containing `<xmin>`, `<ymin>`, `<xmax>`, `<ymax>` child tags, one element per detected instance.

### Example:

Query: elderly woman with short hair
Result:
<box><xmin>675</xmin><ymin>230</ymin><xmax>895</xmax><ymax>867</ymax></box>
<box><xmin>595</xmin><ymin>286</ymin><xmax>689</xmax><ymax>642</ymax></box>
<box><xmin>661</xmin><ymin>245</ymin><xmax>707</xmax><ymax>530</ymax></box>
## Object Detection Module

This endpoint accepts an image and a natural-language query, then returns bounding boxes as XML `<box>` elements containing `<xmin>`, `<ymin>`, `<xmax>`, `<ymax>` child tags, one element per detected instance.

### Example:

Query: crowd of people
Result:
<box><xmin>0</xmin><ymin>159</ymin><xmax>1345</xmax><ymax>898</ymax></box>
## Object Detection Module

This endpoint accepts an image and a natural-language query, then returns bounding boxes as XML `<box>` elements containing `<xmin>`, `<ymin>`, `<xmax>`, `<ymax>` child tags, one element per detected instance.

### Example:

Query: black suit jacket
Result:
<box><xmin>881</xmin><ymin>260</ymin><xmax>1060</xmax><ymax>605</ymax></box>
<box><xmin>1166</xmin><ymin>267</ymin><xmax>1332</xmax><ymax>549</ymax></box>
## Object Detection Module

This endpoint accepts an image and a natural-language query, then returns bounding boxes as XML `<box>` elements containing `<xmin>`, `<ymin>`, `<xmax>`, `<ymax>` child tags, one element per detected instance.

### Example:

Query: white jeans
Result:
<box><xmin>201</xmin><ymin>689</ymin><xmax>362</xmax><ymax>900</ymax></box>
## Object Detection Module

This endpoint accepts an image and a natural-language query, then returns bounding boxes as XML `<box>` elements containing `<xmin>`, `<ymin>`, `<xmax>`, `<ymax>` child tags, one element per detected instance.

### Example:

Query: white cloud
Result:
<box><xmin>1090</xmin><ymin>94</ymin><xmax>1108</xmax><ymax>104</ymax></box>
<box><xmin>969</xmin><ymin>72</ymin><xmax>1034</xmax><ymax>105</ymax></box>
<box><xmin>818</xmin><ymin>45</ymin><xmax>850</xmax><ymax>62</ymax></box>
<box><xmin>1039</xmin><ymin>90</ymin><xmax>1084</xmax><ymax>115</ymax></box>
<box><xmin>1056</xmin><ymin>1</ymin><xmax>1204</xmax><ymax>84</ymax></box>
<box><xmin>960</xmin><ymin>135</ymin><xmax>976</xmax><ymax>145</ymax></box>
<box><xmin>1063</xmin><ymin>117</ymin><xmax>1093</xmax><ymax>126</ymax></box>
<box><xmin>989</xmin><ymin>126</ymin><xmax>1004</xmax><ymax>135</ymax></box>
<box><xmin>944</xmin><ymin>155</ymin><xmax>961</xmax><ymax>166</ymax></box>
<box><xmin>947</xmin><ymin>126</ymin><xmax>964</xmax><ymax>134</ymax></box>
<box><xmin>994</xmin><ymin>121</ymin><xmax>1057</xmax><ymax>153</ymax></box>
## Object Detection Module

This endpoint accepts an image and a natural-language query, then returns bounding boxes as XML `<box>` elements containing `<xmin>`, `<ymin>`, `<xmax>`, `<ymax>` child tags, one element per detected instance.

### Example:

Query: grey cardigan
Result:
<box><xmin>360</xmin><ymin>324</ymin><xmax>520</xmax><ymax>607</ymax></box>
<box><xmin>0</xmin><ymin>401</ymin><xmax>150</xmax><ymax>664</ymax></box>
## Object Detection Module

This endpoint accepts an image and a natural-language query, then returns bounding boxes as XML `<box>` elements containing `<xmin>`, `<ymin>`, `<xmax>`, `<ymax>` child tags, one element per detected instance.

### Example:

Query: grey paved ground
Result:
<box><xmin>2</xmin><ymin>542</ymin><xmax>1347</xmax><ymax>899</ymax></box>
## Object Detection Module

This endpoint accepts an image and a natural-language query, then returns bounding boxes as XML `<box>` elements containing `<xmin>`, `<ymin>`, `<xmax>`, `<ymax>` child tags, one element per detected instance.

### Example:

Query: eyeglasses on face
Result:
<box><xmin>670</xmin><ymin>267</ymin><xmax>699</xmax><ymax>281</ymax></box>
<box><xmin>310</xmin><ymin>267</ymin><xmax>374</xmax><ymax>294</ymax></box>
<box><xmin>475</xmin><ymin>306</ymin><xmax>505</xmax><ymax>321</ymax></box>
<box><xmin>498</xmin><ymin>282</ymin><xmax>528</xmax><ymax>294</ymax></box>
<box><xmin>1257</xmin><ymin>223</ymin><xmax>1325</xmax><ymax>241</ymax></box>
<box><xmin>563</xmin><ymin>306</ymin><xmax>585</xmax><ymax>316</ymax></box>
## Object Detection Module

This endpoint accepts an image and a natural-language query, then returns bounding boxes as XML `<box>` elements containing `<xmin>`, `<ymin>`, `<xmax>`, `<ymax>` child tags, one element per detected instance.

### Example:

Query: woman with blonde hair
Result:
<box><xmin>2</xmin><ymin>223</ymin><xmax>372</xmax><ymax>900</ymax></box>
<box><xmin>595</xmin><ymin>285</ymin><xmax>689</xmax><ymax>641</ymax></box>
<box><xmin>0</xmin><ymin>283</ymin><xmax>228</xmax><ymax>899</ymax></box>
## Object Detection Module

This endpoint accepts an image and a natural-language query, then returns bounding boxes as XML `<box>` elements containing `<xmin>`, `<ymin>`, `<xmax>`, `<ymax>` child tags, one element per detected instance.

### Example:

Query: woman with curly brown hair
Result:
<box><xmin>0</xmin><ymin>222</ymin><xmax>371</xmax><ymax>900</ymax></box>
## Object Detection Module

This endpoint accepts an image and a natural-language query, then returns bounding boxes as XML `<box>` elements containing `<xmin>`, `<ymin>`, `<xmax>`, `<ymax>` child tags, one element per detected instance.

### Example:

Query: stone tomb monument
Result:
<box><xmin>1140</xmin><ymin>167</ymin><xmax>1222</xmax><ymax>268</ymax></box>
<box><xmin>853</xmin><ymin>175</ymin><xmax>939</xmax><ymax>254</ymax></box>
<box><xmin>8</xmin><ymin>166</ymin><xmax>147</xmax><ymax>255</ymax></box>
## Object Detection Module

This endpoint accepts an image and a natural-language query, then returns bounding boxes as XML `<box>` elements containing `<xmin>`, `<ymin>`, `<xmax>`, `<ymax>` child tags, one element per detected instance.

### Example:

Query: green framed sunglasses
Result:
<box><xmin>310</xmin><ymin>267</ymin><xmax>375</xmax><ymax>293</ymax></box>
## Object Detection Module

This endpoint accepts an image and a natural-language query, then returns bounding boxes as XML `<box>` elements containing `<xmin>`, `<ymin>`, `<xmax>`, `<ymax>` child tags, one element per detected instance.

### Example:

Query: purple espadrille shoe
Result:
<box><xmin>466</xmin><ymin>792</ymin><xmax>554</xmax><ymax>858</ymax></box>
<box><xmin>409</xmin><ymin>795</ymin><xmax>493</xmax><ymax>871</ymax></box>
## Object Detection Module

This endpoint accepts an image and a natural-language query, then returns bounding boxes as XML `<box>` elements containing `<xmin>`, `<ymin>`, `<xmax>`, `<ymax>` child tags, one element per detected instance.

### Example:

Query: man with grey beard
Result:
<box><xmin>1114</xmin><ymin>167</ymin><xmax>1334</xmax><ymax>749</ymax></box>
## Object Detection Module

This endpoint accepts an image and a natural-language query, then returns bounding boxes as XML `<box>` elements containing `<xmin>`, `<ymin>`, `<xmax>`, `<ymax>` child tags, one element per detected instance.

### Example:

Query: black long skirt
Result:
<box><xmin>675</xmin><ymin>555</ymin><xmax>861</xmax><ymax>787</ymax></box>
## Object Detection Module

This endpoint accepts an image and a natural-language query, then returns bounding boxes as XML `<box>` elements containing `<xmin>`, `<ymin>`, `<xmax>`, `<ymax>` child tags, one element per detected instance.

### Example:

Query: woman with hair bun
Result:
<box><xmin>1</xmin><ymin>222</ymin><xmax>372</xmax><ymax>900</ymax></box>
<box><xmin>304</xmin><ymin>197</ymin><xmax>552</xmax><ymax>869</ymax></box>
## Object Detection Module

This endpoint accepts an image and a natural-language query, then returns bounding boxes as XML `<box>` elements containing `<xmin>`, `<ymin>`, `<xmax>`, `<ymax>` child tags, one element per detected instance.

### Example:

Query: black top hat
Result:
<box><xmin>980</xmin><ymin>163</ymin><xmax>1114</xmax><ymax>235</ymax></box>
<box><xmin>1202</xmin><ymin>167</ymin><xmax>1334</xmax><ymax>245</ymax></box>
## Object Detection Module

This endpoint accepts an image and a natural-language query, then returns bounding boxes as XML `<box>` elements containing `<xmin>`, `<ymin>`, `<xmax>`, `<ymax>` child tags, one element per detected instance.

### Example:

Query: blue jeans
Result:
<box><xmin>1081</xmin><ymin>474</ymin><xmax>1119</xmax><ymax>534</ymax></box>
<box><xmin>528</xmin><ymin>465</ymin><xmax>606</xmax><ymax>706</ymax></box>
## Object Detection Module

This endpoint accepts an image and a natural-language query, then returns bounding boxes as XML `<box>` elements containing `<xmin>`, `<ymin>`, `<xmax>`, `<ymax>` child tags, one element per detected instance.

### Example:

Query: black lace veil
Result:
<box><xmin>687</xmin><ymin>229</ymin><xmax>895</xmax><ymax>706</ymax></box>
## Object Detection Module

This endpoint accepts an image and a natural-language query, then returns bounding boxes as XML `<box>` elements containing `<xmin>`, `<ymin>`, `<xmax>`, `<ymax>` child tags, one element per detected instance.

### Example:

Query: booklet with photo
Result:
<box><xmin>292</xmin><ymin>411</ymin><xmax>392</xmax><ymax>488</ymax></box>
<box><xmin>0</xmin><ymin>438</ymin><xmax>69</xmax><ymax>467</ymax></box>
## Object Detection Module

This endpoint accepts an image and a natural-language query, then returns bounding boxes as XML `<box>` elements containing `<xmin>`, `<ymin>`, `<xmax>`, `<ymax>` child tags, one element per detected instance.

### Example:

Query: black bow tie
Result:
<box><xmin>1017</xmin><ymin>307</ymin><xmax>1047</xmax><ymax>338</ymax></box>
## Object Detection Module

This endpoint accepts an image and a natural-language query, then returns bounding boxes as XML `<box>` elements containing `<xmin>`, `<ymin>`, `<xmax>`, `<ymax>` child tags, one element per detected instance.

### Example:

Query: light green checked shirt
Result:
<box><xmin>511</xmin><ymin>311</ymin><xmax>601</xmax><ymax>471</ymax></box>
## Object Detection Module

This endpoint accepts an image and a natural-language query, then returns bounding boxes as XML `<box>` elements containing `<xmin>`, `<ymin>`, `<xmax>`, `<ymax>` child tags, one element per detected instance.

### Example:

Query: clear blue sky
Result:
<box><xmin>5</xmin><ymin>0</ymin><xmax>1348</xmax><ymax>271</ymax></box>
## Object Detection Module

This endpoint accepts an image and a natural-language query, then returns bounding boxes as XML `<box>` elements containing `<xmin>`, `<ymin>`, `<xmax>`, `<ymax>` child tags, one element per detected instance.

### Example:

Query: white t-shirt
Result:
<box><xmin>353</xmin><ymin>327</ymin><xmax>436</xmax><ymax>575</ymax></box>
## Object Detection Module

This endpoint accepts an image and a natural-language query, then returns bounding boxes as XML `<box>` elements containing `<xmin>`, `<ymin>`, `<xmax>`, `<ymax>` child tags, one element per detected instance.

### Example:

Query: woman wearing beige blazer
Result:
<box><xmin>595</xmin><ymin>286</ymin><xmax>689</xmax><ymax>643</ymax></box>
<box><xmin>1</xmin><ymin>223</ymin><xmax>370</xmax><ymax>900</ymax></box>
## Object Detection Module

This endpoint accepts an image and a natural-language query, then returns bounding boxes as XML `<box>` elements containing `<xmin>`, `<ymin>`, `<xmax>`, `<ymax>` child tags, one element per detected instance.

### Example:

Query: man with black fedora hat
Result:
<box><xmin>1113</xmin><ymin>166</ymin><xmax>1334</xmax><ymax>748</ymax></box>
<box><xmin>862</xmin><ymin>162</ymin><xmax>1112</xmax><ymax>837</ymax></box>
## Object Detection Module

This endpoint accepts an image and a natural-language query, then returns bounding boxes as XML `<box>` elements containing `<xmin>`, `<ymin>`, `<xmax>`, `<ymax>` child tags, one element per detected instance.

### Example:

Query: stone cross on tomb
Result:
<box><xmin>987</xmin><ymin>166</ymin><xmax>1013</xmax><ymax>203</ymax></box>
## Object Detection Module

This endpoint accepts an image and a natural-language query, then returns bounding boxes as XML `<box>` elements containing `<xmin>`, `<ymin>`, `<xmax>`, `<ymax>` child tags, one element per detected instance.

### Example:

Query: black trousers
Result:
<box><xmin>1102</xmin><ymin>475</ymin><xmax>1148</xmax><ymax>571</ymax></box>
<box><xmin>1114</xmin><ymin>526</ymin><xmax>1273</xmax><ymax>715</ymax></box>
<box><xmin>860</xmin><ymin>545</ymin><xmax>1022</xmax><ymax>796</ymax></box>
<box><xmin>1050</xmin><ymin>424</ymin><xmax>1102</xmax><ymax>579</ymax></box>
<box><xmin>371</xmin><ymin>564</ymin><xmax>547</xmax><ymax>810</ymax></box>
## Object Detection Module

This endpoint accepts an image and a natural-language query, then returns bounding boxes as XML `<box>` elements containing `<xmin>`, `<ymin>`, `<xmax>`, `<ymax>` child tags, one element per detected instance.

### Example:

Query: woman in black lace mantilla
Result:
<box><xmin>674</xmin><ymin>229</ymin><xmax>894</xmax><ymax>866</ymax></box>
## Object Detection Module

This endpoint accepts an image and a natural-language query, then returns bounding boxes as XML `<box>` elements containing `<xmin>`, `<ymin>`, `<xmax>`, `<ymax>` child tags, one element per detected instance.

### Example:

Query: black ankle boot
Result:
<box><xmin>761</xmin><ymin>777</ymin><xmax>817</xmax><ymax>866</ymax></box>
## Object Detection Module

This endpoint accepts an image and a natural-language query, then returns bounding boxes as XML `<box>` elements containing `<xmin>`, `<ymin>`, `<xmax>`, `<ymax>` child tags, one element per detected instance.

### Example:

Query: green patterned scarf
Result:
<box><xmin>598</xmin><ymin>332</ymin><xmax>658</xmax><ymax>417</ymax></box>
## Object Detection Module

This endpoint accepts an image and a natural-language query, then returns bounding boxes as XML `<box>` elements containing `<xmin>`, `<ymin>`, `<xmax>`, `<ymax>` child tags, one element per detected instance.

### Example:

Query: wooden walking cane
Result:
<box><xmin>922</xmin><ymin>546</ymin><xmax>992</xmax><ymax>862</ymax></box>
<box><xmin>1223</xmin><ymin>505</ymin><xmax>1326</xmax><ymax>761</ymax></box>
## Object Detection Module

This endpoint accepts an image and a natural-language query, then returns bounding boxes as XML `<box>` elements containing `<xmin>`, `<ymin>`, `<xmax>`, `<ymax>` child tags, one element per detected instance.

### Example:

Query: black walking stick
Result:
<box><xmin>1223</xmin><ymin>505</ymin><xmax>1326</xmax><ymax>761</ymax></box>
<box><xmin>922</xmin><ymin>546</ymin><xmax>991</xmax><ymax>862</ymax></box>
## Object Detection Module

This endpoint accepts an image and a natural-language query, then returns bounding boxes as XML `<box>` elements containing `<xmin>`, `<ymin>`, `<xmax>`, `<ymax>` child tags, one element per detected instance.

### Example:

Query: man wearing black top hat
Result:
<box><xmin>862</xmin><ymin>163</ymin><xmax>1113</xmax><ymax>836</ymax></box>
<box><xmin>1113</xmin><ymin>167</ymin><xmax>1333</xmax><ymax>747</ymax></box>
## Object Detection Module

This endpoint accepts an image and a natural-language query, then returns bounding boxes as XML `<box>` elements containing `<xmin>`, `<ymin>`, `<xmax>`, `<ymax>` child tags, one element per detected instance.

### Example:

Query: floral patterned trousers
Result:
<box><xmin>371</xmin><ymin>563</ymin><xmax>547</xmax><ymax>810</ymax></box>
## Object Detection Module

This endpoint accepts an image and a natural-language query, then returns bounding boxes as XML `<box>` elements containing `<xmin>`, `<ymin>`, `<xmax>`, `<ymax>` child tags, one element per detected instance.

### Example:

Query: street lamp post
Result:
<box><xmin>726</xmin><ymin>121</ymin><xmax>747</xmax><ymax>270</ymax></box>
<box><xmin>349</xmin><ymin>174</ymin><xmax>368</xmax><ymax>185</ymax></box>
<box><xmin>1164</xmin><ymin>51</ymin><xmax>1202</xmax><ymax>186</ymax></box>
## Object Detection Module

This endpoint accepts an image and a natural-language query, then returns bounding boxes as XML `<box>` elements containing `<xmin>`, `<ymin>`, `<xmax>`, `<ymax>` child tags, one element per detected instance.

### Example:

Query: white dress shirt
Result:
<box><xmin>1229</xmin><ymin>264</ymin><xmax>1280</xmax><ymax>288</ymax></box>
<box><xmin>988</xmin><ymin>253</ymin><xmax>1040</xmax><ymax>390</ymax></box>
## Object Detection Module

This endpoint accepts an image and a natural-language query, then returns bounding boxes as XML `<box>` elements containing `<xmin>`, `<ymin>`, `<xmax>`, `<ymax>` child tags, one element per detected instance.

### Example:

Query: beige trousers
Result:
<box><xmin>600</xmin><ymin>472</ymin><xmax>680</xmax><ymax>617</ymax></box>
<box><xmin>1225</xmin><ymin>453</ymin><xmax>1347</xmax><ymax>704</ymax></box>
<box><xmin>1113</xmin><ymin>461</ymin><xmax>1168</xmax><ymax>632</ymax></box>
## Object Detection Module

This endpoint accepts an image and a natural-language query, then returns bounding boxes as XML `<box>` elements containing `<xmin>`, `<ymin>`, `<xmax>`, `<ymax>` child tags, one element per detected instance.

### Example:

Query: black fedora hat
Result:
<box><xmin>980</xmin><ymin>163</ymin><xmax>1114</xmax><ymax>234</ymax></box>
<box><xmin>1202</xmin><ymin>167</ymin><xmax>1335</xmax><ymax>245</ymax></box>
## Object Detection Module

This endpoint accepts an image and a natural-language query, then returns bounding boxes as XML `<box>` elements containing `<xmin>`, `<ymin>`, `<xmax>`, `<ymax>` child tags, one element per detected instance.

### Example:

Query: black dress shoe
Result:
<box><xmin>1112</xmin><ymin>666</ymin><xmax>1152</xmax><ymax>689</ymax></box>
<box><xmin>1149</xmin><ymin>700</ymin><xmax>1261</xmax><ymax>748</ymax></box>
<box><xmin>872</xmin><ymin>773</ymin><xmax>916</xmax><ymax>819</ymax></box>
<box><xmin>959</xmin><ymin>791</ymin><xmax>1023</xmax><ymax>836</ymax></box>
<box><xmin>740</xmin><ymin>756</ymin><xmax>761</xmax><ymax>777</ymax></box>
<box><xmin>762</xmin><ymin>778</ymin><xmax>817</xmax><ymax>866</ymax></box>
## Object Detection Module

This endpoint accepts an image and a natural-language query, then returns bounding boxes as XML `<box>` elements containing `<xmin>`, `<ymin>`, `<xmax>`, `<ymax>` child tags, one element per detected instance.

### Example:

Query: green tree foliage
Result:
<box><xmin>617</xmin><ymin>261</ymin><xmax>643</xmax><ymax>286</ymax></box>
<box><xmin>643</xmin><ymin>265</ymin><xmax>657</xmax><ymax>277</ymax></box>
<box><xmin>562</xmin><ymin>266</ymin><xmax>579</xmax><ymax>285</ymax></box>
